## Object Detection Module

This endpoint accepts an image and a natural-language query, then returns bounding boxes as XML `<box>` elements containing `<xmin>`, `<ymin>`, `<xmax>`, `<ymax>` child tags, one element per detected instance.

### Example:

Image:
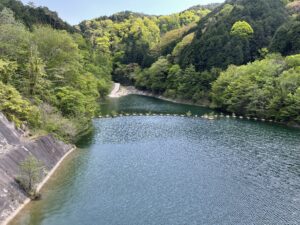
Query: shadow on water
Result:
<box><xmin>100</xmin><ymin>94</ymin><xmax>213</xmax><ymax>116</ymax></box>
<box><xmin>75</xmin><ymin>127</ymin><xmax>95</xmax><ymax>149</ymax></box>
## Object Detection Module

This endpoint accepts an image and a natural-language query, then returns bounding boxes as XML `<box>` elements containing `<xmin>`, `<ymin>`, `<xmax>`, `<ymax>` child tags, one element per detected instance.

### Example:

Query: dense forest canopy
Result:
<box><xmin>94</xmin><ymin>0</ymin><xmax>299</xmax><ymax>126</ymax></box>
<box><xmin>0</xmin><ymin>0</ymin><xmax>76</xmax><ymax>32</ymax></box>
<box><xmin>0</xmin><ymin>2</ymin><xmax>111</xmax><ymax>141</ymax></box>
<box><xmin>78</xmin><ymin>7</ymin><xmax>212</xmax><ymax>68</ymax></box>
<box><xmin>0</xmin><ymin>0</ymin><xmax>299</xmax><ymax>140</ymax></box>
<box><xmin>179</xmin><ymin>0</ymin><xmax>288</xmax><ymax>70</ymax></box>
<box><xmin>212</xmin><ymin>54</ymin><xmax>300</xmax><ymax>124</ymax></box>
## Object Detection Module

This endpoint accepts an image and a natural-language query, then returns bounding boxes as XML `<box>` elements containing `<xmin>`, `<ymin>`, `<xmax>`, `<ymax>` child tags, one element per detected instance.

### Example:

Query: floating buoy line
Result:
<box><xmin>98</xmin><ymin>112</ymin><xmax>276</xmax><ymax>124</ymax></box>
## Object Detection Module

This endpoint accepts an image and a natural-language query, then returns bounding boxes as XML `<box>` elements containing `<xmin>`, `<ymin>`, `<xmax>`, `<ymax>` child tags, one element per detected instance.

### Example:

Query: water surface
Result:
<box><xmin>11</xmin><ymin>95</ymin><xmax>300</xmax><ymax>225</ymax></box>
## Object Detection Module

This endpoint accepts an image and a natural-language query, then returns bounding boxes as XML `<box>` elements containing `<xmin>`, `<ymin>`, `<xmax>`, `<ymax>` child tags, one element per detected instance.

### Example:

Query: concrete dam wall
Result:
<box><xmin>0</xmin><ymin>113</ymin><xmax>73</xmax><ymax>224</ymax></box>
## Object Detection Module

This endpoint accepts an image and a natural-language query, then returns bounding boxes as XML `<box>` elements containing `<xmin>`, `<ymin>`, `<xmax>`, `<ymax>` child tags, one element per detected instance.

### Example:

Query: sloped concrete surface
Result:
<box><xmin>0</xmin><ymin>113</ymin><xmax>73</xmax><ymax>224</ymax></box>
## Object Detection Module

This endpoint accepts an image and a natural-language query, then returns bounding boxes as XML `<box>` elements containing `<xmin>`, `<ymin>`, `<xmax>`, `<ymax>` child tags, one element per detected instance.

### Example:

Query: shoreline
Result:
<box><xmin>108</xmin><ymin>83</ymin><xmax>300</xmax><ymax>129</ymax></box>
<box><xmin>108</xmin><ymin>83</ymin><xmax>209</xmax><ymax>107</ymax></box>
<box><xmin>2</xmin><ymin>147</ymin><xmax>76</xmax><ymax>225</ymax></box>
<box><xmin>2</xmin><ymin>84</ymin><xmax>298</xmax><ymax>224</ymax></box>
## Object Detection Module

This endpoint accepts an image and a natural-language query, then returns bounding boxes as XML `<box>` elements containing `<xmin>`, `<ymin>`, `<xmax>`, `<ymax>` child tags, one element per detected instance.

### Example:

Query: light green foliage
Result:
<box><xmin>96</xmin><ymin>36</ymin><xmax>111</xmax><ymax>54</ymax></box>
<box><xmin>0</xmin><ymin>10</ymin><xmax>111</xmax><ymax>141</ymax></box>
<box><xmin>153</xmin><ymin>24</ymin><xmax>196</xmax><ymax>57</ymax></box>
<box><xmin>29</xmin><ymin>26</ymin><xmax>107</xmax><ymax>138</ymax></box>
<box><xmin>56</xmin><ymin>87</ymin><xmax>88</xmax><ymax>117</ymax></box>
<box><xmin>26</xmin><ymin>45</ymin><xmax>46</xmax><ymax>95</ymax></box>
<box><xmin>18</xmin><ymin>155</ymin><xmax>44</xmax><ymax>197</ymax></box>
<box><xmin>219</xmin><ymin>4</ymin><xmax>234</xmax><ymax>16</ymax></box>
<box><xmin>148</xmin><ymin>57</ymin><xmax>171</xmax><ymax>92</ymax></box>
<box><xmin>0</xmin><ymin>7</ymin><xmax>19</xmax><ymax>25</ymax></box>
<box><xmin>172</xmin><ymin>32</ymin><xmax>195</xmax><ymax>61</ymax></box>
<box><xmin>0</xmin><ymin>0</ymin><xmax>75</xmax><ymax>32</ymax></box>
<box><xmin>285</xmin><ymin>53</ymin><xmax>300</xmax><ymax>67</ymax></box>
<box><xmin>132</xmin><ymin>17</ymin><xmax>160</xmax><ymax>49</ymax></box>
<box><xmin>77</xmin><ymin>8</ymin><xmax>211</xmax><ymax>98</ymax></box>
<box><xmin>135</xmin><ymin>57</ymin><xmax>171</xmax><ymax>93</ymax></box>
<box><xmin>0</xmin><ymin>81</ymin><xmax>40</xmax><ymax>127</ymax></box>
<box><xmin>258</xmin><ymin>48</ymin><xmax>269</xmax><ymax>59</ymax></box>
<box><xmin>32</xmin><ymin>26</ymin><xmax>82</xmax><ymax>85</ymax></box>
<box><xmin>97</xmin><ymin>78</ymin><xmax>111</xmax><ymax>98</ymax></box>
<box><xmin>179</xmin><ymin>11</ymin><xmax>198</xmax><ymax>25</ymax></box>
<box><xmin>134</xmin><ymin>59</ymin><xmax>217</xmax><ymax>103</ymax></box>
<box><xmin>211</xmin><ymin>54</ymin><xmax>300</xmax><ymax>124</ymax></box>
<box><xmin>178</xmin><ymin>8</ymin><xmax>210</xmax><ymax>28</ymax></box>
<box><xmin>158</xmin><ymin>14</ymin><xmax>180</xmax><ymax>33</ymax></box>
<box><xmin>1</xmin><ymin>0</ymin><xmax>299</xmax><ymax>140</ymax></box>
<box><xmin>0</xmin><ymin>20</ymin><xmax>31</xmax><ymax>61</ymax></box>
<box><xmin>80</xmin><ymin>15</ymin><xmax>160</xmax><ymax>67</ymax></box>
<box><xmin>0</xmin><ymin>59</ymin><xmax>17</xmax><ymax>84</ymax></box>
<box><xmin>79</xmin><ymin>8</ymin><xmax>210</xmax><ymax>68</ymax></box>
<box><xmin>230</xmin><ymin>21</ymin><xmax>254</xmax><ymax>38</ymax></box>
<box><xmin>156</xmin><ymin>8</ymin><xmax>209</xmax><ymax>34</ymax></box>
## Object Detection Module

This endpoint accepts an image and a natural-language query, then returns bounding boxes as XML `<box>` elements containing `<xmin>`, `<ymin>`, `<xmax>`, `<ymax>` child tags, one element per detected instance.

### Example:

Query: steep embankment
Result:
<box><xmin>0</xmin><ymin>113</ymin><xmax>74</xmax><ymax>224</ymax></box>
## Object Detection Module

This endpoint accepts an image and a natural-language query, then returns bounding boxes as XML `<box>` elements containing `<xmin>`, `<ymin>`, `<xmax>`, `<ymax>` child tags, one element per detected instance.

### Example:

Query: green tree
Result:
<box><xmin>0</xmin><ymin>59</ymin><xmax>17</xmax><ymax>84</ymax></box>
<box><xmin>18</xmin><ymin>155</ymin><xmax>44</xmax><ymax>198</ymax></box>
<box><xmin>0</xmin><ymin>0</ymin><xmax>75</xmax><ymax>31</ymax></box>
<box><xmin>230</xmin><ymin>21</ymin><xmax>254</xmax><ymax>38</ymax></box>
<box><xmin>0</xmin><ymin>7</ymin><xmax>19</xmax><ymax>25</ymax></box>
<box><xmin>32</xmin><ymin>26</ymin><xmax>82</xmax><ymax>85</ymax></box>
<box><xmin>166</xmin><ymin>64</ymin><xmax>182</xmax><ymax>90</ymax></box>
<box><xmin>177</xmin><ymin>65</ymin><xmax>200</xmax><ymax>99</ymax></box>
<box><xmin>148</xmin><ymin>57</ymin><xmax>171</xmax><ymax>93</ymax></box>
<box><xmin>211</xmin><ymin>54</ymin><xmax>300</xmax><ymax>125</ymax></box>
<box><xmin>172</xmin><ymin>32</ymin><xmax>195</xmax><ymax>62</ymax></box>
<box><xmin>0</xmin><ymin>20</ymin><xmax>31</xmax><ymax>61</ymax></box>
<box><xmin>270</xmin><ymin>20</ymin><xmax>300</xmax><ymax>55</ymax></box>
<box><xmin>55</xmin><ymin>87</ymin><xmax>87</xmax><ymax>118</ymax></box>
<box><xmin>0</xmin><ymin>81</ymin><xmax>40</xmax><ymax>127</ymax></box>
<box><xmin>179</xmin><ymin>0</ymin><xmax>286</xmax><ymax>71</ymax></box>
<box><xmin>0</xmin><ymin>2</ymin><xmax>111</xmax><ymax>142</ymax></box>
<box><xmin>26</xmin><ymin>45</ymin><xmax>46</xmax><ymax>95</ymax></box>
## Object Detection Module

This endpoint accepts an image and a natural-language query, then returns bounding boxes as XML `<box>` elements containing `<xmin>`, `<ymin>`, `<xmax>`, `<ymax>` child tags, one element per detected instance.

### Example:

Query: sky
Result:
<box><xmin>20</xmin><ymin>0</ymin><xmax>224</xmax><ymax>25</ymax></box>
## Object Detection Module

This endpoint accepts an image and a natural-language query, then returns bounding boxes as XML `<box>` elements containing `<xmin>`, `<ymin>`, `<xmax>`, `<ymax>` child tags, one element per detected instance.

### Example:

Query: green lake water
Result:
<box><xmin>11</xmin><ymin>95</ymin><xmax>300</xmax><ymax>225</ymax></box>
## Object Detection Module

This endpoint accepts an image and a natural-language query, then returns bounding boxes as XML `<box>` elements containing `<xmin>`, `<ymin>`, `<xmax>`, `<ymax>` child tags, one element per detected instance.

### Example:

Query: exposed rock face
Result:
<box><xmin>0</xmin><ymin>113</ymin><xmax>73</xmax><ymax>224</ymax></box>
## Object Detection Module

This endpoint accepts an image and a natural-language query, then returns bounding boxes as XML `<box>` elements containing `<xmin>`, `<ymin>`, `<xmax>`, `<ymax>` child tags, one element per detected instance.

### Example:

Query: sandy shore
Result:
<box><xmin>2</xmin><ymin>147</ymin><xmax>76</xmax><ymax>225</ymax></box>
<box><xmin>107</xmin><ymin>83</ymin><xmax>300</xmax><ymax>128</ymax></box>
<box><xmin>108</xmin><ymin>83</ymin><xmax>145</xmax><ymax>98</ymax></box>
<box><xmin>108</xmin><ymin>83</ymin><xmax>209</xmax><ymax>107</ymax></box>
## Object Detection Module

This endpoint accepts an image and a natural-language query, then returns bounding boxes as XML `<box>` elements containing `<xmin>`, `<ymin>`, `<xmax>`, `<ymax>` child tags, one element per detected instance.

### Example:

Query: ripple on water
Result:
<box><xmin>11</xmin><ymin>115</ymin><xmax>300</xmax><ymax>225</ymax></box>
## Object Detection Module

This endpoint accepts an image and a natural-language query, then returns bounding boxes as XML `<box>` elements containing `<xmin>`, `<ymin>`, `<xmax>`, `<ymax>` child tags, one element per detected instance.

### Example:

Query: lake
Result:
<box><xmin>11</xmin><ymin>95</ymin><xmax>300</xmax><ymax>225</ymax></box>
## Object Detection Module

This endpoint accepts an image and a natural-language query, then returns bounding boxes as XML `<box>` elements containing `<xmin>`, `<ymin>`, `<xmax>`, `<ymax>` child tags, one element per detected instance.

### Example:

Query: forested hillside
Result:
<box><xmin>179</xmin><ymin>0</ymin><xmax>288</xmax><ymax>70</ymax></box>
<box><xmin>0</xmin><ymin>0</ymin><xmax>76</xmax><ymax>32</ymax></box>
<box><xmin>85</xmin><ymin>0</ymin><xmax>298</xmax><ymax>126</ymax></box>
<box><xmin>212</xmin><ymin>54</ymin><xmax>300</xmax><ymax>124</ymax></box>
<box><xmin>78</xmin><ymin>6</ymin><xmax>214</xmax><ymax>80</ymax></box>
<box><xmin>0</xmin><ymin>1</ymin><xmax>111</xmax><ymax>141</ymax></box>
<box><xmin>0</xmin><ymin>0</ymin><xmax>216</xmax><ymax>143</ymax></box>
<box><xmin>0</xmin><ymin>0</ymin><xmax>299</xmax><ymax>138</ymax></box>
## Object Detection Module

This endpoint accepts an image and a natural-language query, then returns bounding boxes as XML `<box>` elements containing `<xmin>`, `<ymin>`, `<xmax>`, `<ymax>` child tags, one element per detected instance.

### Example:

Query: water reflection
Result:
<box><xmin>11</xmin><ymin>95</ymin><xmax>300</xmax><ymax>225</ymax></box>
